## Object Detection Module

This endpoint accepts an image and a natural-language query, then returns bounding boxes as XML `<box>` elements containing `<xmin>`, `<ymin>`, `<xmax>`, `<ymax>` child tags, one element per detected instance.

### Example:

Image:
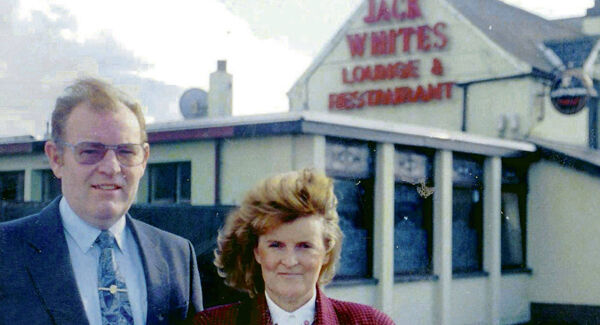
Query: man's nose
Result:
<box><xmin>97</xmin><ymin>149</ymin><xmax>121</xmax><ymax>174</ymax></box>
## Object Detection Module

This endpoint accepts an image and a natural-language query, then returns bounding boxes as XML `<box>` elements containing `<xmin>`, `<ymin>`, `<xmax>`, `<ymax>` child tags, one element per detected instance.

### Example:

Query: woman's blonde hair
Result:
<box><xmin>214</xmin><ymin>169</ymin><xmax>343</xmax><ymax>297</ymax></box>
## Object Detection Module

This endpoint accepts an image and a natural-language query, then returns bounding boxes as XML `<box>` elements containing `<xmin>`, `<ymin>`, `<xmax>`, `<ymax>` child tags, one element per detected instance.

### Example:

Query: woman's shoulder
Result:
<box><xmin>326</xmin><ymin>297</ymin><xmax>395</xmax><ymax>325</ymax></box>
<box><xmin>190</xmin><ymin>302</ymin><xmax>242</xmax><ymax>325</ymax></box>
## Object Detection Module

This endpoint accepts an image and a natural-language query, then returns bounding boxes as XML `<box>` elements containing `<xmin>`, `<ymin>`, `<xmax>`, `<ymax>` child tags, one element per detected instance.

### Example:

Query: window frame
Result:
<box><xmin>148</xmin><ymin>161</ymin><xmax>191</xmax><ymax>204</ymax></box>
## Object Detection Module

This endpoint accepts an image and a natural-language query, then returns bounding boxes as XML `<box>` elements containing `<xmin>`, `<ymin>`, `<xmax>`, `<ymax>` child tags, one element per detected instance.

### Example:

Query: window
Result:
<box><xmin>149</xmin><ymin>162</ymin><xmax>191</xmax><ymax>204</ymax></box>
<box><xmin>42</xmin><ymin>170</ymin><xmax>61</xmax><ymax>201</ymax></box>
<box><xmin>394</xmin><ymin>148</ymin><xmax>433</xmax><ymax>275</ymax></box>
<box><xmin>452</xmin><ymin>155</ymin><xmax>483</xmax><ymax>273</ymax></box>
<box><xmin>0</xmin><ymin>171</ymin><xmax>25</xmax><ymax>201</ymax></box>
<box><xmin>501</xmin><ymin>162</ymin><xmax>527</xmax><ymax>269</ymax></box>
<box><xmin>326</xmin><ymin>138</ymin><xmax>374</xmax><ymax>279</ymax></box>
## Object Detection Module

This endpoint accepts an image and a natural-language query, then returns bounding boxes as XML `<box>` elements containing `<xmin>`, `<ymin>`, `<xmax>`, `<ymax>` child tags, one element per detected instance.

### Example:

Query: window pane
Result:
<box><xmin>452</xmin><ymin>156</ymin><xmax>483</xmax><ymax>273</ymax></box>
<box><xmin>327</xmin><ymin>137</ymin><xmax>374</xmax><ymax>279</ymax></box>
<box><xmin>150</xmin><ymin>164</ymin><xmax>177</xmax><ymax>203</ymax></box>
<box><xmin>0</xmin><ymin>171</ymin><xmax>24</xmax><ymax>201</ymax></box>
<box><xmin>334</xmin><ymin>179</ymin><xmax>370</xmax><ymax>278</ymax></box>
<box><xmin>452</xmin><ymin>188</ymin><xmax>483</xmax><ymax>272</ymax></box>
<box><xmin>501</xmin><ymin>192</ymin><xmax>524</xmax><ymax>267</ymax></box>
<box><xmin>42</xmin><ymin>170</ymin><xmax>61</xmax><ymax>201</ymax></box>
<box><xmin>179</xmin><ymin>162</ymin><xmax>191</xmax><ymax>202</ymax></box>
<box><xmin>394</xmin><ymin>183</ymin><xmax>432</xmax><ymax>274</ymax></box>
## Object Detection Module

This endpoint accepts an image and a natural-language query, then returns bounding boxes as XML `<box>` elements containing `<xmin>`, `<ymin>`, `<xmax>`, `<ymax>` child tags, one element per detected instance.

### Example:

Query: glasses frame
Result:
<box><xmin>57</xmin><ymin>141</ymin><xmax>148</xmax><ymax>167</ymax></box>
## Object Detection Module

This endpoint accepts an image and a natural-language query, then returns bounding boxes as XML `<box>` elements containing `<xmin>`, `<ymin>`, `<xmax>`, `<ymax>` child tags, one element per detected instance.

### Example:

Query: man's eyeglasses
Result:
<box><xmin>58</xmin><ymin>141</ymin><xmax>147</xmax><ymax>166</ymax></box>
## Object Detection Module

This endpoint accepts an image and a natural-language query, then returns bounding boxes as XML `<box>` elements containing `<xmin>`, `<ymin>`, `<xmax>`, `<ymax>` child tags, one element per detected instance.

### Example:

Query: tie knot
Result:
<box><xmin>95</xmin><ymin>230</ymin><xmax>116</xmax><ymax>249</ymax></box>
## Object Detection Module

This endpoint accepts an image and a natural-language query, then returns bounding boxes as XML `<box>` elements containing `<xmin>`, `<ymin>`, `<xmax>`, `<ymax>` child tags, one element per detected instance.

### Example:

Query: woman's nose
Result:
<box><xmin>280</xmin><ymin>250</ymin><xmax>298</xmax><ymax>267</ymax></box>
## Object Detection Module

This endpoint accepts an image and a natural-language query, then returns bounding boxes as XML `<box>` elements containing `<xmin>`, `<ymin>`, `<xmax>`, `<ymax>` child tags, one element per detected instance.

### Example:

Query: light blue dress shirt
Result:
<box><xmin>60</xmin><ymin>198</ymin><xmax>147</xmax><ymax>325</ymax></box>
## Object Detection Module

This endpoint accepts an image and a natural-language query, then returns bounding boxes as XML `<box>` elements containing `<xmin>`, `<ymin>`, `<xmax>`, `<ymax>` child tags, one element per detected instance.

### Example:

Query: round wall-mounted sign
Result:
<box><xmin>550</xmin><ymin>71</ymin><xmax>591</xmax><ymax>115</ymax></box>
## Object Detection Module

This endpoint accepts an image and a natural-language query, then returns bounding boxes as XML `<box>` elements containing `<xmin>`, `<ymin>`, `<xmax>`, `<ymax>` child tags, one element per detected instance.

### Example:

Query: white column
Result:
<box><xmin>433</xmin><ymin>150</ymin><xmax>452</xmax><ymax>325</ymax></box>
<box><xmin>484</xmin><ymin>156</ymin><xmax>502</xmax><ymax>324</ymax></box>
<box><xmin>23</xmin><ymin>168</ymin><xmax>32</xmax><ymax>201</ymax></box>
<box><xmin>373</xmin><ymin>142</ymin><xmax>394</xmax><ymax>314</ymax></box>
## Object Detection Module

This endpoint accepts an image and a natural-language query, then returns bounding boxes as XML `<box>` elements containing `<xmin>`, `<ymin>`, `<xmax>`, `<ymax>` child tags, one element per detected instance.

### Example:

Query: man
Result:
<box><xmin>0</xmin><ymin>78</ymin><xmax>203</xmax><ymax>324</ymax></box>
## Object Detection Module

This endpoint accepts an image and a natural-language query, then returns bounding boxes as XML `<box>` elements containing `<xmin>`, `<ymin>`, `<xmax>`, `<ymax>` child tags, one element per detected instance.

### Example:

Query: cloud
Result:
<box><xmin>0</xmin><ymin>1</ymin><xmax>183</xmax><ymax>137</ymax></box>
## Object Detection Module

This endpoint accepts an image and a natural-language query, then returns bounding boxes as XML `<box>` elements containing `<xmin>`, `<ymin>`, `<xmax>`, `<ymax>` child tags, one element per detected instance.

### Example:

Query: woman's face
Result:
<box><xmin>254</xmin><ymin>215</ymin><xmax>329</xmax><ymax>311</ymax></box>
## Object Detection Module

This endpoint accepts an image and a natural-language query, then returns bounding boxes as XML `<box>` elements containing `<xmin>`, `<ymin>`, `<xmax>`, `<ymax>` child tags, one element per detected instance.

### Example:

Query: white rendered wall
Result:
<box><xmin>393</xmin><ymin>281</ymin><xmax>436</xmax><ymax>325</ymax></box>
<box><xmin>220</xmin><ymin>136</ymin><xmax>295</xmax><ymax>205</ymax></box>
<box><xmin>500</xmin><ymin>274</ymin><xmax>530</xmax><ymax>324</ymax></box>
<box><xmin>528</xmin><ymin>160</ymin><xmax>600</xmax><ymax>305</ymax></box>
<box><xmin>451</xmin><ymin>277</ymin><xmax>488</xmax><ymax>325</ymax></box>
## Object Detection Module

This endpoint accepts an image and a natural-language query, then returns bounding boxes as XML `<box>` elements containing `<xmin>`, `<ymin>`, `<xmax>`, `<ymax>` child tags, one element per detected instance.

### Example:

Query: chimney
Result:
<box><xmin>208</xmin><ymin>60</ymin><xmax>233</xmax><ymax>117</ymax></box>
<box><xmin>582</xmin><ymin>0</ymin><xmax>600</xmax><ymax>35</ymax></box>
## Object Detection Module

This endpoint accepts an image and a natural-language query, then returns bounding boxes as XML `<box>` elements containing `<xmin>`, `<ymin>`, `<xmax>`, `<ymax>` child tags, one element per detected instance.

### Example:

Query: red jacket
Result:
<box><xmin>191</xmin><ymin>287</ymin><xmax>395</xmax><ymax>325</ymax></box>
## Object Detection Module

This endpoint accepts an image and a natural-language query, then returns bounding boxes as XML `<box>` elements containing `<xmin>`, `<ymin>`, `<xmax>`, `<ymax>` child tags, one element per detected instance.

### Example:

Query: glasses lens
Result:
<box><xmin>116</xmin><ymin>144</ymin><xmax>145</xmax><ymax>166</ymax></box>
<box><xmin>74</xmin><ymin>142</ymin><xmax>107</xmax><ymax>164</ymax></box>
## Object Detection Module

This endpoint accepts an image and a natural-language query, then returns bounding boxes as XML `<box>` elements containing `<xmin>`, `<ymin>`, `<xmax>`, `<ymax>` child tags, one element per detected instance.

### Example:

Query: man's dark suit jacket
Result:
<box><xmin>0</xmin><ymin>197</ymin><xmax>203</xmax><ymax>325</ymax></box>
<box><xmin>191</xmin><ymin>287</ymin><xmax>395</xmax><ymax>325</ymax></box>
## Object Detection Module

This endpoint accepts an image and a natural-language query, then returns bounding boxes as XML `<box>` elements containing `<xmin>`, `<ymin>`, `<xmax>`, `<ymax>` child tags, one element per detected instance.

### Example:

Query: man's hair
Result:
<box><xmin>214</xmin><ymin>169</ymin><xmax>343</xmax><ymax>297</ymax></box>
<box><xmin>51</xmin><ymin>78</ymin><xmax>147</xmax><ymax>143</ymax></box>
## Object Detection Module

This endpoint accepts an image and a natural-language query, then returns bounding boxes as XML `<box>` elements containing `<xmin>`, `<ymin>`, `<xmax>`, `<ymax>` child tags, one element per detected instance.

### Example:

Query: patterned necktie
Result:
<box><xmin>96</xmin><ymin>230</ymin><xmax>134</xmax><ymax>325</ymax></box>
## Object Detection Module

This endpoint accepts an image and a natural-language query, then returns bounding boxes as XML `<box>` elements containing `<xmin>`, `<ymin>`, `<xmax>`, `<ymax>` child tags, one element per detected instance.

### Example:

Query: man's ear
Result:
<box><xmin>45</xmin><ymin>141</ymin><xmax>64</xmax><ymax>179</ymax></box>
<box><xmin>141</xmin><ymin>143</ymin><xmax>150</xmax><ymax>169</ymax></box>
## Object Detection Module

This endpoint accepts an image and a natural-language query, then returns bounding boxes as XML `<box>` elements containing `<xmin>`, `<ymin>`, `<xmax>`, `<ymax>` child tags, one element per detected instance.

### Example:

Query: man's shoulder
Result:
<box><xmin>1</xmin><ymin>198</ymin><xmax>60</xmax><ymax>230</ymax></box>
<box><xmin>128</xmin><ymin>217</ymin><xmax>190</xmax><ymax>246</ymax></box>
<box><xmin>0</xmin><ymin>208</ymin><xmax>53</xmax><ymax>234</ymax></box>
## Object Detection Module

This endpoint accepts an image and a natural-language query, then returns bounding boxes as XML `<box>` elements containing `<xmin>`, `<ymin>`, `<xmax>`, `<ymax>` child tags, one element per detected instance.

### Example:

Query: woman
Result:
<box><xmin>192</xmin><ymin>169</ymin><xmax>395</xmax><ymax>325</ymax></box>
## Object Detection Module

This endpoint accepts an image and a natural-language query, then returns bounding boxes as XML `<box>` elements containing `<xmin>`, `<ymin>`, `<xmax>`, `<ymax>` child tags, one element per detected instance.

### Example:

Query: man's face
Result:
<box><xmin>45</xmin><ymin>102</ymin><xmax>149</xmax><ymax>229</ymax></box>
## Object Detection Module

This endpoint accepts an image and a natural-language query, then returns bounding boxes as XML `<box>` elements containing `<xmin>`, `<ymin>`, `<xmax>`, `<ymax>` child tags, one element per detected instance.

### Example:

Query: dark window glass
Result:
<box><xmin>501</xmin><ymin>163</ymin><xmax>527</xmax><ymax>269</ymax></box>
<box><xmin>452</xmin><ymin>156</ymin><xmax>483</xmax><ymax>273</ymax></box>
<box><xmin>149</xmin><ymin>162</ymin><xmax>191</xmax><ymax>204</ymax></box>
<box><xmin>394</xmin><ymin>148</ymin><xmax>433</xmax><ymax>275</ymax></box>
<box><xmin>326</xmin><ymin>138</ymin><xmax>374</xmax><ymax>279</ymax></box>
<box><xmin>179</xmin><ymin>163</ymin><xmax>191</xmax><ymax>203</ymax></box>
<box><xmin>42</xmin><ymin>170</ymin><xmax>61</xmax><ymax>201</ymax></box>
<box><xmin>0</xmin><ymin>171</ymin><xmax>24</xmax><ymax>201</ymax></box>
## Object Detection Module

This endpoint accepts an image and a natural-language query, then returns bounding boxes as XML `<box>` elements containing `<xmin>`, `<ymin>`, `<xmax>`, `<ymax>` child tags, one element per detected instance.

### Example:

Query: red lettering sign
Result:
<box><xmin>347</xmin><ymin>33</ymin><xmax>368</xmax><ymax>57</ymax></box>
<box><xmin>364</xmin><ymin>0</ymin><xmax>423</xmax><ymax>24</ymax></box>
<box><xmin>342</xmin><ymin>60</ymin><xmax>420</xmax><ymax>84</ymax></box>
<box><xmin>329</xmin><ymin>82</ymin><xmax>454</xmax><ymax>110</ymax></box>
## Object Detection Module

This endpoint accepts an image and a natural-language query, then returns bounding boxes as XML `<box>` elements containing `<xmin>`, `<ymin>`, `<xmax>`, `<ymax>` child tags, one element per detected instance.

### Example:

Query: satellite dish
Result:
<box><xmin>179</xmin><ymin>88</ymin><xmax>208</xmax><ymax>119</ymax></box>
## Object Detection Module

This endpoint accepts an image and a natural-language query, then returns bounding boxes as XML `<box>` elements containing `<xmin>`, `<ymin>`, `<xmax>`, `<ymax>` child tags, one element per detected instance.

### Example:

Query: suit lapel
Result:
<box><xmin>315</xmin><ymin>288</ymin><xmax>339</xmax><ymax>325</ymax></box>
<box><xmin>128</xmin><ymin>217</ymin><xmax>170</xmax><ymax>324</ymax></box>
<box><xmin>24</xmin><ymin>198</ymin><xmax>89</xmax><ymax>324</ymax></box>
<box><xmin>244</xmin><ymin>293</ymin><xmax>273</xmax><ymax>325</ymax></box>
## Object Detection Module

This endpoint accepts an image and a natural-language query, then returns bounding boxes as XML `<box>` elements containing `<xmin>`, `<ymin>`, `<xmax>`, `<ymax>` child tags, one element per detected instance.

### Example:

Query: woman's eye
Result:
<box><xmin>298</xmin><ymin>243</ymin><xmax>312</xmax><ymax>249</ymax></box>
<box><xmin>268</xmin><ymin>242</ymin><xmax>282</xmax><ymax>248</ymax></box>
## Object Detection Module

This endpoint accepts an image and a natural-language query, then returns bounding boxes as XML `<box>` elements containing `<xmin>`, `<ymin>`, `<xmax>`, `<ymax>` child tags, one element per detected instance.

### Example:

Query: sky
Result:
<box><xmin>0</xmin><ymin>0</ymin><xmax>596</xmax><ymax>138</ymax></box>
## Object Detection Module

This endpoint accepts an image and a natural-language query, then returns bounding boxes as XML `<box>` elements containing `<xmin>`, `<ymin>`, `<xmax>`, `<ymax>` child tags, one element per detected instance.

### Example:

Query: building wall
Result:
<box><xmin>220</xmin><ymin>136</ymin><xmax>295</xmax><ymax>205</ymax></box>
<box><xmin>501</xmin><ymin>274</ymin><xmax>531</xmax><ymax>324</ymax></box>
<box><xmin>467</xmin><ymin>78</ymin><xmax>535</xmax><ymax>139</ymax></box>
<box><xmin>528</xmin><ymin>160</ymin><xmax>600</xmax><ymax>305</ymax></box>
<box><xmin>450</xmin><ymin>278</ymin><xmax>487</xmax><ymax>324</ymax></box>
<box><xmin>142</xmin><ymin>140</ymin><xmax>216</xmax><ymax>205</ymax></box>
<box><xmin>529</xmin><ymin>87</ymin><xmax>588</xmax><ymax>146</ymax></box>
<box><xmin>392</xmin><ymin>281</ymin><xmax>435</xmax><ymax>325</ymax></box>
<box><xmin>292</xmin><ymin>0</ymin><xmax>530</xmax><ymax>133</ymax></box>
